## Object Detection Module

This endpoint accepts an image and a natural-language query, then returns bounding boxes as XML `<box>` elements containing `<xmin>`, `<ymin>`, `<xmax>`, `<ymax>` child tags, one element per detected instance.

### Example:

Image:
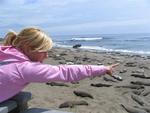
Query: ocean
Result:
<box><xmin>52</xmin><ymin>33</ymin><xmax>150</xmax><ymax>55</ymax></box>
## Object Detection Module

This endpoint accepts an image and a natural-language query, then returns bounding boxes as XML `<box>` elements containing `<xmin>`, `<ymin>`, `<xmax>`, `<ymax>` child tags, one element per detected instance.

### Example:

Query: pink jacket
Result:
<box><xmin>0</xmin><ymin>45</ymin><xmax>108</xmax><ymax>103</ymax></box>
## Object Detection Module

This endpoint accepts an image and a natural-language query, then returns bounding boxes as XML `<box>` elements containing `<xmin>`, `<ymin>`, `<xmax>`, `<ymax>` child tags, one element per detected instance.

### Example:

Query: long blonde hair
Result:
<box><xmin>3</xmin><ymin>27</ymin><xmax>53</xmax><ymax>52</ymax></box>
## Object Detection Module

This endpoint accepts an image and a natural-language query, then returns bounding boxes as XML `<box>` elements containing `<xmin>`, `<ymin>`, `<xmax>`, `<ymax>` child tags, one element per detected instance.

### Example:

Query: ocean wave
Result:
<box><xmin>81</xmin><ymin>46</ymin><xmax>150</xmax><ymax>55</ymax></box>
<box><xmin>54</xmin><ymin>43</ymin><xmax>72</xmax><ymax>48</ymax></box>
<box><xmin>71</xmin><ymin>37</ymin><xmax>103</xmax><ymax>41</ymax></box>
<box><xmin>54</xmin><ymin>44</ymin><xmax>150</xmax><ymax>55</ymax></box>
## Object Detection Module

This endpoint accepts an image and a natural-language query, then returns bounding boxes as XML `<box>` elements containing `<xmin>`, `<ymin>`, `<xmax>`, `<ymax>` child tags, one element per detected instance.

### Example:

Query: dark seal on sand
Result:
<box><xmin>73</xmin><ymin>90</ymin><xmax>94</xmax><ymax>99</ymax></box>
<box><xmin>73</xmin><ymin>44</ymin><xmax>82</xmax><ymax>48</ymax></box>
<box><xmin>59</xmin><ymin>100</ymin><xmax>88</xmax><ymax>108</ymax></box>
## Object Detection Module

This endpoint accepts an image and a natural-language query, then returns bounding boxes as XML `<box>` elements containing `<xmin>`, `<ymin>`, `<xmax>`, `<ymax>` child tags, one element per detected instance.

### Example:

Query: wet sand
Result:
<box><xmin>24</xmin><ymin>47</ymin><xmax>150</xmax><ymax>113</ymax></box>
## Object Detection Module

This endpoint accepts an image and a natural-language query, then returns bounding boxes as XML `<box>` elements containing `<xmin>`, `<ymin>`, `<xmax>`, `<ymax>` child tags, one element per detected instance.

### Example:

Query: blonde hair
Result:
<box><xmin>3</xmin><ymin>27</ymin><xmax>53</xmax><ymax>52</ymax></box>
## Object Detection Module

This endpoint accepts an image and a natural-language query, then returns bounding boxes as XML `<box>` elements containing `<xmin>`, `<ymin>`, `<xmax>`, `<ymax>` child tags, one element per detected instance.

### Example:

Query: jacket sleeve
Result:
<box><xmin>17</xmin><ymin>62</ymin><xmax>108</xmax><ymax>83</ymax></box>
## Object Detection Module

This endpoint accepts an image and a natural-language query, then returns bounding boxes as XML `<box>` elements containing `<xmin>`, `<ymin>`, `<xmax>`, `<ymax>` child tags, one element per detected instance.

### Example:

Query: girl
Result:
<box><xmin>0</xmin><ymin>27</ymin><xmax>118</xmax><ymax>103</ymax></box>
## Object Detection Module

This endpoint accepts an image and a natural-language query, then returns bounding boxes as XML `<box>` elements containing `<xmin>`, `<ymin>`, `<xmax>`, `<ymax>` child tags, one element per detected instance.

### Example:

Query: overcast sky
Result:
<box><xmin>0</xmin><ymin>0</ymin><xmax>150</xmax><ymax>36</ymax></box>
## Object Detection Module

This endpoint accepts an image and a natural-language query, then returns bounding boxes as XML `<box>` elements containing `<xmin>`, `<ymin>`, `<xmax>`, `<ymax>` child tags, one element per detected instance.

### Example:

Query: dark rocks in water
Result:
<box><xmin>121</xmin><ymin>104</ymin><xmax>147</xmax><ymax>113</ymax></box>
<box><xmin>73</xmin><ymin>44</ymin><xmax>82</xmax><ymax>48</ymax></box>
<box><xmin>91</xmin><ymin>83</ymin><xmax>112</xmax><ymax>87</ymax></box>
<box><xmin>73</xmin><ymin>90</ymin><xmax>94</xmax><ymax>99</ymax></box>
<box><xmin>46</xmin><ymin>82</ymin><xmax>69</xmax><ymax>87</ymax></box>
<box><xmin>59</xmin><ymin>100</ymin><xmax>88</xmax><ymax>108</ymax></box>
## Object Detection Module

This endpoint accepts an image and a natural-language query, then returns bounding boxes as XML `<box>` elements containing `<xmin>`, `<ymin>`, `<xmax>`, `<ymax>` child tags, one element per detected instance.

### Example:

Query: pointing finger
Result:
<box><xmin>111</xmin><ymin>63</ymin><xmax>119</xmax><ymax>68</ymax></box>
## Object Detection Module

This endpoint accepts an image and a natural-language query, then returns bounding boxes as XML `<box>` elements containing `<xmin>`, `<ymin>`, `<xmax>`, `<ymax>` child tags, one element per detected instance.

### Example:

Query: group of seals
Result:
<box><xmin>44</xmin><ymin>49</ymin><xmax>150</xmax><ymax>112</ymax></box>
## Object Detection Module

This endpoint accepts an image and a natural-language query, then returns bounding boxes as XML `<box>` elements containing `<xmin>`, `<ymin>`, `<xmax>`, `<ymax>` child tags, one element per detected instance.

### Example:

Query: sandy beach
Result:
<box><xmin>23</xmin><ymin>47</ymin><xmax>150</xmax><ymax>113</ymax></box>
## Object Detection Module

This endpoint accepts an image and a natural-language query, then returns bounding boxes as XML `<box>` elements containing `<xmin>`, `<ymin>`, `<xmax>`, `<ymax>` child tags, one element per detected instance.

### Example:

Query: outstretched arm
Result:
<box><xmin>18</xmin><ymin>62</ymin><xmax>118</xmax><ymax>83</ymax></box>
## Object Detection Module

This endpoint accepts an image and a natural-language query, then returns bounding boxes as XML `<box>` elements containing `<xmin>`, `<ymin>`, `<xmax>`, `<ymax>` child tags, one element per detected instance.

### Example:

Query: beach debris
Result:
<box><xmin>73</xmin><ymin>44</ymin><xmax>82</xmax><ymax>49</ymax></box>
<box><xmin>97</xmin><ymin>62</ymin><xmax>103</xmax><ymax>65</ymax></box>
<box><xmin>66</xmin><ymin>62</ymin><xmax>74</xmax><ymax>65</ymax></box>
<box><xmin>91</xmin><ymin>83</ymin><xmax>112</xmax><ymax>87</ymax></box>
<box><xmin>103</xmin><ymin>77</ymin><xmax>117</xmax><ymax>82</ymax></box>
<box><xmin>131</xmin><ymin>81</ymin><xmax>150</xmax><ymax>86</ymax></box>
<box><xmin>73</xmin><ymin>90</ymin><xmax>94</xmax><ymax>99</ymax></box>
<box><xmin>121</xmin><ymin>104</ymin><xmax>147</xmax><ymax>113</ymax></box>
<box><xmin>59</xmin><ymin>100</ymin><xmax>88</xmax><ymax>108</ymax></box>
<box><xmin>111</xmin><ymin>74</ymin><xmax>123</xmax><ymax>81</ymax></box>
<box><xmin>46</xmin><ymin>82</ymin><xmax>69</xmax><ymax>87</ymax></box>
<box><xmin>115</xmin><ymin>85</ymin><xmax>144</xmax><ymax>89</ymax></box>
<box><xmin>131</xmin><ymin>94</ymin><xmax>148</xmax><ymax>106</ymax></box>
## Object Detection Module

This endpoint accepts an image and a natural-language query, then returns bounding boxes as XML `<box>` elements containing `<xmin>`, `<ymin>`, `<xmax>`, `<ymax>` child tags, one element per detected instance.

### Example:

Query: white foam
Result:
<box><xmin>71</xmin><ymin>37</ymin><xmax>103</xmax><ymax>41</ymax></box>
<box><xmin>54</xmin><ymin>44</ymin><xmax>150</xmax><ymax>55</ymax></box>
<box><xmin>54</xmin><ymin>44</ymin><xmax>72</xmax><ymax>48</ymax></box>
<box><xmin>81</xmin><ymin>46</ymin><xmax>150</xmax><ymax>55</ymax></box>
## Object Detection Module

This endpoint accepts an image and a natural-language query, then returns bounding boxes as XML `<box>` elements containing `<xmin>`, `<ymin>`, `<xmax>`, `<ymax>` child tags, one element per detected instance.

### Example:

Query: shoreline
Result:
<box><xmin>53</xmin><ymin>46</ymin><xmax>150</xmax><ymax>58</ymax></box>
<box><xmin>24</xmin><ymin>47</ymin><xmax>150</xmax><ymax>113</ymax></box>
<box><xmin>54</xmin><ymin>43</ymin><xmax>150</xmax><ymax>56</ymax></box>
